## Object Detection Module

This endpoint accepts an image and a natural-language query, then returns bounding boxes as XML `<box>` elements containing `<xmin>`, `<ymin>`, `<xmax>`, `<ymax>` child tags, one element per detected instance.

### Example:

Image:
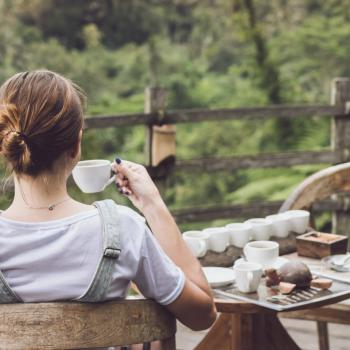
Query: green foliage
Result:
<box><xmin>1</xmin><ymin>0</ymin><xmax>348</xmax><ymax>230</ymax></box>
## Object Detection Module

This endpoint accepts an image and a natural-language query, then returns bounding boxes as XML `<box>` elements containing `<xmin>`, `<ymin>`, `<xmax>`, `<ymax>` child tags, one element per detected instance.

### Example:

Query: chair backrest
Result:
<box><xmin>0</xmin><ymin>298</ymin><xmax>176</xmax><ymax>350</ymax></box>
<box><xmin>279</xmin><ymin>162</ymin><xmax>350</xmax><ymax>212</ymax></box>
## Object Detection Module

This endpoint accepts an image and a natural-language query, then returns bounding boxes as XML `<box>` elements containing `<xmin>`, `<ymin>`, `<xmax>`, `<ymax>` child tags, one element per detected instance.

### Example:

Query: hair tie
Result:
<box><xmin>8</xmin><ymin>130</ymin><xmax>30</xmax><ymax>143</ymax></box>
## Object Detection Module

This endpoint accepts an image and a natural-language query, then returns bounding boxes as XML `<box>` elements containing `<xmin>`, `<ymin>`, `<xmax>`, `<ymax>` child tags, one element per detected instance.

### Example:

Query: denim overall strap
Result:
<box><xmin>0</xmin><ymin>270</ymin><xmax>21</xmax><ymax>303</ymax></box>
<box><xmin>78</xmin><ymin>199</ymin><xmax>121</xmax><ymax>302</ymax></box>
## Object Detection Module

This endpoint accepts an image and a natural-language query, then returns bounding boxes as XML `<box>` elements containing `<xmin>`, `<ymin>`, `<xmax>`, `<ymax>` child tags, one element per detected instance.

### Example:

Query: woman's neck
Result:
<box><xmin>13</xmin><ymin>174</ymin><xmax>70</xmax><ymax>210</ymax></box>
<box><xmin>2</xmin><ymin>172</ymin><xmax>94</xmax><ymax>222</ymax></box>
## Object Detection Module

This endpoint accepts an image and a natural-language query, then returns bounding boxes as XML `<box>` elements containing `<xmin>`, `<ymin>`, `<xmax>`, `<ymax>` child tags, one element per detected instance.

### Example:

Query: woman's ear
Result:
<box><xmin>70</xmin><ymin>129</ymin><xmax>82</xmax><ymax>159</ymax></box>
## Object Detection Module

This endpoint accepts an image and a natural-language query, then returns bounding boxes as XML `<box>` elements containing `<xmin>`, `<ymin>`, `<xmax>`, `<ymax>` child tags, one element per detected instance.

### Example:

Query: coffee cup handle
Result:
<box><xmin>102</xmin><ymin>163</ymin><xmax>116</xmax><ymax>190</ymax></box>
<box><xmin>246</xmin><ymin>271</ymin><xmax>254</xmax><ymax>292</ymax></box>
<box><xmin>104</xmin><ymin>175</ymin><xmax>115</xmax><ymax>189</ymax></box>
<box><xmin>198</xmin><ymin>240</ymin><xmax>207</xmax><ymax>257</ymax></box>
<box><xmin>243</xmin><ymin>246</ymin><xmax>248</xmax><ymax>257</ymax></box>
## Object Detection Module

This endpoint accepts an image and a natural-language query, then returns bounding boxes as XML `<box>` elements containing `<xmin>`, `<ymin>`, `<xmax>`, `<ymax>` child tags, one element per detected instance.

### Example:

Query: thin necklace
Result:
<box><xmin>19</xmin><ymin>182</ymin><xmax>71</xmax><ymax>211</ymax></box>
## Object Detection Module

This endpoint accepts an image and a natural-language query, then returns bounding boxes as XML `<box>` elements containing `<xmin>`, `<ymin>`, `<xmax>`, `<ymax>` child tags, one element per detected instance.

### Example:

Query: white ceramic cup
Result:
<box><xmin>182</xmin><ymin>231</ymin><xmax>209</xmax><ymax>258</ymax></box>
<box><xmin>266</xmin><ymin>213</ymin><xmax>291</xmax><ymax>238</ymax></box>
<box><xmin>234</xmin><ymin>262</ymin><xmax>263</xmax><ymax>293</ymax></box>
<box><xmin>226</xmin><ymin>223</ymin><xmax>253</xmax><ymax>248</ymax></box>
<box><xmin>72</xmin><ymin>159</ymin><xmax>115</xmax><ymax>193</ymax></box>
<box><xmin>244</xmin><ymin>218</ymin><xmax>272</xmax><ymax>240</ymax></box>
<box><xmin>243</xmin><ymin>241</ymin><xmax>279</xmax><ymax>268</ymax></box>
<box><xmin>202</xmin><ymin>227</ymin><xmax>230</xmax><ymax>253</ymax></box>
<box><xmin>282</xmin><ymin>210</ymin><xmax>310</xmax><ymax>234</ymax></box>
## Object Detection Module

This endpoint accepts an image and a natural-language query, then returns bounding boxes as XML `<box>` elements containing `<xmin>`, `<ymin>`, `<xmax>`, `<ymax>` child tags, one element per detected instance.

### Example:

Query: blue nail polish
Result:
<box><xmin>115</xmin><ymin>157</ymin><xmax>122</xmax><ymax>164</ymax></box>
<box><xmin>125</xmin><ymin>191</ymin><xmax>130</xmax><ymax>196</ymax></box>
<box><xmin>115</xmin><ymin>182</ymin><xmax>121</xmax><ymax>188</ymax></box>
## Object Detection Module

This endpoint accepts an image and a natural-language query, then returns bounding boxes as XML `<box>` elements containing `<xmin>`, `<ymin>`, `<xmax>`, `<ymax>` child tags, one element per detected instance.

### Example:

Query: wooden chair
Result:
<box><xmin>279</xmin><ymin>162</ymin><xmax>350</xmax><ymax>350</ymax></box>
<box><xmin>0</xmin><ymin>298</ymin><xmax>176</xmax><ymax>350</ymax></box>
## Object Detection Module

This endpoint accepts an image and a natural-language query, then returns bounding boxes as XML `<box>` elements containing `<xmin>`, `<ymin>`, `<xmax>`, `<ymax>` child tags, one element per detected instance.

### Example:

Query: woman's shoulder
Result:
<box><xmin>105</xmin><ymin>201</ymin><xmax>148</xmax><ymax>240</ymax></box>
<box><xmin>114</xmin><ymin>203</ymin><xmax>146</xmax><ymax>225</ymax></box>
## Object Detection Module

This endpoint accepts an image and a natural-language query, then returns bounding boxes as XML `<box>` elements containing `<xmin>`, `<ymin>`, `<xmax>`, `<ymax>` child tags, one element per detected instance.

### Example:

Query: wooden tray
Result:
<box><xmin>213</xmin><ymin>274</ymin><xmax>350</xmax><ymax>312</ymax></box>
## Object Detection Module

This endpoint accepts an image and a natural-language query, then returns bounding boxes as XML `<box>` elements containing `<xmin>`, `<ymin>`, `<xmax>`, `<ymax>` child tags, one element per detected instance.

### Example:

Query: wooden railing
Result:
<box><xmin>84</xmin><ymin>79</ymin><xmax>350</xmax><ymax>230</ymax></box>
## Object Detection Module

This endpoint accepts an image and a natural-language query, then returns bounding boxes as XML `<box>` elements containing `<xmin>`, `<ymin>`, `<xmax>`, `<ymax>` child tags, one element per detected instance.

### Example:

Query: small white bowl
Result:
<box><xmin>282</xmin><ymin>210</ymin><xmax>310</xmax><ymax>234</ymax></box>
<box><xmin>226</xmin><ymin>222</ymin><xmax>253</xmax><ymax>248</ymax></box>
<box><xmin>266</xmin><ymin>213</ymin><xmax>291</xmax><ymax>238</ymax></box>
<box><xmin>202</xmin><ymin>227</ymin><xmax>230</xmax><ymax>253</ymax></box>
<box><xmin>244</xmin><ymin>218</ymin><xmax>272</xmax><ymax>240</ymax></box>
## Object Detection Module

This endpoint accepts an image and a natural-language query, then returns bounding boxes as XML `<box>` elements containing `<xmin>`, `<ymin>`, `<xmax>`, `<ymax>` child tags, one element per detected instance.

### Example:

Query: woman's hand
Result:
<box><xmin>112</xmin><ymin>159</ymin><xmax>162</xmax><ymax>212</ymax></box>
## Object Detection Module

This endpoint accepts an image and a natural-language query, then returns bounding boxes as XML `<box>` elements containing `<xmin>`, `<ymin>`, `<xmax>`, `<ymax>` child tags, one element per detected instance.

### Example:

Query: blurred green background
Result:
<box><xmin>1</xmin><ymin>0</ymin><xmax>349</xmax><ymax>230</ymax></box>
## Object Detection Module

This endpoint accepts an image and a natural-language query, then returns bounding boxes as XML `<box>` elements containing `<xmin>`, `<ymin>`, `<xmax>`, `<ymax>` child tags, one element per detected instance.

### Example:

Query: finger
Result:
<box><xmin>114</xmin><ymin>162</ymin><xmax>136</xmax><ymax>181</ymax></box>
<box><xmin>115</xmin><ymin>178</ymin><xmax>128</xmax><ymax>187</ymax></box>
<box><xmin>118</xmin><ymin>185</ymin><xmax>133</xmax><ymax>196</ymax></box>
<box><xmin>114</xmin><ymin>158</ymin><xmax>143</xmax><ymax>179</ymax></box>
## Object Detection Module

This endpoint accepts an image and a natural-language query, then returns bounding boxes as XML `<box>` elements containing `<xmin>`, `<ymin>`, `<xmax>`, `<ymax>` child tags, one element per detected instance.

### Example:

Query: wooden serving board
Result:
<box><xmin>214</xmin><ymin>275</ymin><xmax>350</xmax><ymax>312</ymax></box>
<box><xmin>199</xmin><ymin>232</ymin><xmax>298</xmax><ymax>267</ymax></box>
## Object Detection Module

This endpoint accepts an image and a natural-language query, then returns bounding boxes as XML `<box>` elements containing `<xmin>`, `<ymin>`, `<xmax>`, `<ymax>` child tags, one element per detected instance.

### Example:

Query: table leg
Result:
<box><xmin>194</xmin><ymin>313</ymin><xmax>301</xmax><ymax>350</ymax></box>
<box><xmin>316</xmin><ymin>321</ymin><xmax>329</xmax><ymax>350</ymax></box>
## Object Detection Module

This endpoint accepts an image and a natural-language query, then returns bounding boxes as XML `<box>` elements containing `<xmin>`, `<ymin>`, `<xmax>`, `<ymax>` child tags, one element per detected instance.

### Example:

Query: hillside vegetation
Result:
<box><xmin>1</xmin><ymin>0</ymin><xmax>349</xmax><ymax>229</ymax></box>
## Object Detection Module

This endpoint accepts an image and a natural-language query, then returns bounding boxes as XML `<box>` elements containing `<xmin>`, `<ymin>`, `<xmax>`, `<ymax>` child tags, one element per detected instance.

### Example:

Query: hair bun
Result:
<box><xmin>0</xmin><ymin>104</ymin><xmax>31</xmax><ymax>173</ymax></box>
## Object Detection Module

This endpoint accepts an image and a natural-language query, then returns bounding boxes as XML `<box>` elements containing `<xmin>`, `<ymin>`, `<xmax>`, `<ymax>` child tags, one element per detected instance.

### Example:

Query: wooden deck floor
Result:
<box><xmin>176</xmin><ymin>317</ymin><xmax>350</xmax><ymax>350</ymax></box>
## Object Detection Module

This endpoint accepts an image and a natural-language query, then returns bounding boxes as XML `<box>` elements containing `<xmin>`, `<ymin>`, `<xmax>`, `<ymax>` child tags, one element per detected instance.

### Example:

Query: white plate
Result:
<box><xmin>202</xmin><ymin>267</ymin><xmax>235</xmax><ymax>288</ymax></box>
<box><xmin>234</xmin><ymin>257</ymin><xmax>289</xmax><ymax>270</ymax></box>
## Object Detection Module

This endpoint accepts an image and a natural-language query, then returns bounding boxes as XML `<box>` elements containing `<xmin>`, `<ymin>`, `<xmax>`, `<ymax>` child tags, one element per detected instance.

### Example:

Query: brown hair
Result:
<box><xmin>0</xmin><ymin>70</ymin><xmax>85</xmax><ymax>176</ymax></box>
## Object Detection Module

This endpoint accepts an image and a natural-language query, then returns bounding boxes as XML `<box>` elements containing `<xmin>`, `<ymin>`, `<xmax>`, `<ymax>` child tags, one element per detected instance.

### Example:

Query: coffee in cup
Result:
<box><xmin>243</xmin><ymin>241</ymin><xmax>279</xmax><ymax>268</ymax></box>
<box><xmin>72</xmin><ymin>159</ymin><xmax>115</xmax><ymax>193</ymax></box>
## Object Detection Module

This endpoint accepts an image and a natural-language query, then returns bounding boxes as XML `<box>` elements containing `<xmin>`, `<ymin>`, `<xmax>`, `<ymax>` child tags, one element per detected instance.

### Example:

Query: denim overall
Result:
<box><xmin>0</xmin><ymin>199</ymin><xmax>122</xmax><ymax>303</ymax></box>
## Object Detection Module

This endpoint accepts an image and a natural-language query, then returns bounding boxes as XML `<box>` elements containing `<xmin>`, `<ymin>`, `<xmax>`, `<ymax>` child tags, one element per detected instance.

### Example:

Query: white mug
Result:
<box><xmin>244</xmin><ymin>218</ymin><xmax>272</xmax><ymax>240</ymax></box>
<box><xmin>182</xmin><ymin>231</ymin><xmax>209</xmax><ymax>258</ymax></box>
<box><xmin>243</xmin><ymin>241</ymin><xmax>279</xmax><ymax>268</ymax></box>
<box><xmin>72</xmin><ymin>159</ymin><xmax>115</xmax><ymax>193</ymax></box>
<box><xmin>266</xmin><ymin>213</ymin><xmax>291</xmax><ymax>238</ymax></box>
<box><xmin>234</xmin><ymin>262</ymin><xmax>263</xmax><ymax>293</ymax></box>
<box><xmin>202</xmin><ymin>227</ymin><xmax>229</xmax><ymax>253</ymax></box>
<box><xmin>282</xmin><ymin>210</ymin><xmax>310</xmax><ymax>234</ymax></box>
<box><xmin>226</xmin><ymin>223</ymin><xmax>253</xmax><ymax>248</ymax></box>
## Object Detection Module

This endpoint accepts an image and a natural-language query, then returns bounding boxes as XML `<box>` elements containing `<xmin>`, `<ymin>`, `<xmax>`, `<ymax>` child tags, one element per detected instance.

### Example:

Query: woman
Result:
<box><xmin>0</xmin><ymin>71</ymin><xmax>216</xmax><ymax>345</ymax></box>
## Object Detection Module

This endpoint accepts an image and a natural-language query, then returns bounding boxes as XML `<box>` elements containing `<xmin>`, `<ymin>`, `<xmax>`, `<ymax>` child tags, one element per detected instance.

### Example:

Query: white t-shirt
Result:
<box><xmin>0</xmin><ymin>205</ymin><xmax>185</xmax><ymax>305</ymax></box>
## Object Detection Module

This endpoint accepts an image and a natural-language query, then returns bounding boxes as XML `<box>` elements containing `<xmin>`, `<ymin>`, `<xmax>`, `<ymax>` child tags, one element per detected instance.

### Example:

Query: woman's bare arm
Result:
<box><xmin>112</xmin><ymin>159</ymin><xmax>217</xmax><ymax>330</ymax></box>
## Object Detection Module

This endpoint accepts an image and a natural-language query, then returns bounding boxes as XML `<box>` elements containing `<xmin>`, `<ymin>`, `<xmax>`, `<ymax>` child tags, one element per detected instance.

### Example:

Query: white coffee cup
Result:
<box><xmin>72</xmin><ymin>159</ymin><xmax>115</xmax><ymax>193</ymax></box>
<box><xmin>266</xmin><ymin>213</ymin><xmax>291</xmax><ymax>238</ymax></box>
<box><xmin>183</xmin><ymin>231</ymin><xmax>209</xmax><ymax>258</ymax></box>
<box><xmin>234</xmin><ymin>262</ymin><xmax>263</xmax><ymax>293</ymax></box>
<box><xmin>202</xmin><ymin>227</ymin><xmax>229</xmax><ymax>253</ymax></box>
<box><xmin>243</xmin><ymin>241</ymin><xmax>279</xmax><ymax>268</ymax></box>
<box><xmin>282</xmin><ymin>210</ymin><xmax>310</xmax><ymax>234</ymax></box>
<box><xmin>244</xmin><ymin>218</ymin><xmax>272</xmax><ymax>240</ymax></box>
<box><xmin>226</xmin><ymin>223</ymin><xmax>253</xmax><ymax>248</ymax></box>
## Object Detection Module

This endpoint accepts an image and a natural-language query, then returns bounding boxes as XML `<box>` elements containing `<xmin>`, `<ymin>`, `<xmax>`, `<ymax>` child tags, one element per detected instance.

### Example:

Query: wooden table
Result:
<box><xmin>195</xmin><ymin>254</ymin><xmax>350</xmax><ymax>350</ymax></box>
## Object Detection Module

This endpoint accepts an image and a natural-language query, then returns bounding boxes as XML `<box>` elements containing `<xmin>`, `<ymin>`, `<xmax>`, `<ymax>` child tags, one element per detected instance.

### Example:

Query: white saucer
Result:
<box><xmin>202</xmin><ymin>267</ymin><xmax>236</xmax><ymax>288</ymax></box>
<box><xmin>322</xmin><ymin>254</ymin><xmax>350</xmax><ymax>272</ymax></box>
<box><xmin>234</xmin><ymin>257</ymin><xmax>289</xmax><ymax>270</ymax></box>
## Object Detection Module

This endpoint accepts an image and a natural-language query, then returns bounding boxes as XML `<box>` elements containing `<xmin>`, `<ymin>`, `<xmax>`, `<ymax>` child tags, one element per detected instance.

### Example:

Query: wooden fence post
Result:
<box><xmin>331</xmin><ymin>78</ymin><xmax>350</xmax><ymax>236</ymax></box>
<box><xmin>144</xmin><ymin>87</ymin><xmax>176</xmax><ymax>188</ymax></box>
